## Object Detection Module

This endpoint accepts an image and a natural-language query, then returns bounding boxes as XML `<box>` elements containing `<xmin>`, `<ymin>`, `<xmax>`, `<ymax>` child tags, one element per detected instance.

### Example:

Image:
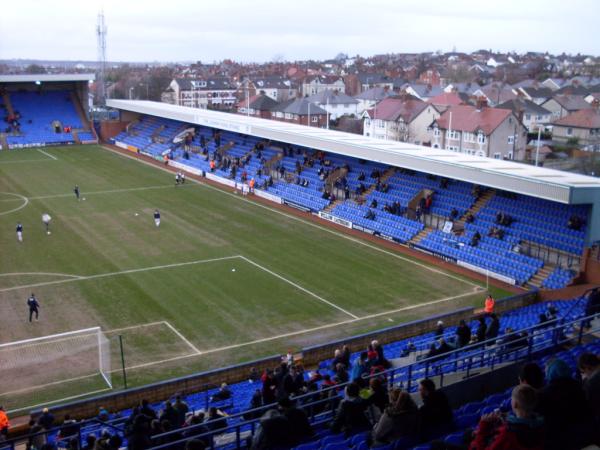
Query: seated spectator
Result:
<box><xmin>333</xmin><ymin>363</ymin><xmax>349</xmax><ymax>384</ymax></box>
<box><xmin>449</xmin><ymin>208</ymin><xmax>459</xmax><ymax>220</ymax></box>
<box><xmin>341</xmin><ymin>344</ymin><xmax>351</xmax><ymax>368</ymax></box>
<box><xmin>364</xmin><ymin>209</ymin><xmax>376</xmax><ymax>220</ymax></box>
<box><xmin>57</xmin><ymin>414</ymin><xmax>78</xmax><ymax>440</ymax></box>
<box><xmin>331</xmin><ymin>348</ymin><xmax>345</xmax><ymax>370</ymax></box>
<box><xmin>399</xmin><ymin>341</ymin><xmax>416</xmax><ymax>358</ymax></box>
<box><xmin>537</xmin><ymin>358</ymin><xmax>594</xmax><ymax>450</ymax></box>
<box><xmin>577</xmin><ymin>353</ymin><xmax>600</xmax><ymax>424</ymax></box>
<box><xmin>370</xmin><ymin>199</ymin><xmax>378</xmax><ymax>209</ymax></box>
<box><xmin>583</xmin><ymin>288</ymin><xmax>600</xmax><ymax>329</ymax></box>
<box><xmin>465</xmin><ymin>212</ymin><xmax>475</xmax><ymax>223</ymax></box>
<box><xmin>159</xmin><ymin>401</ymin><xmax>179</xmax><ymax>429</ymax></box>
<box><xmin>250</xmin><ymin>409</ymin><xmax>289</xmax><ymax>450</ymax></box>
<box><xmin>519</xmin><ymin>362</ymin><xmax>545</xmax><ymax>390</ymax></box>
<box><xmin>330</xmin><ymin>382</ymin><xmax>370</xmax><ymax>435</ymax></box>
<box><xmin>567</xmin><ymin>215</ymin><xmax>583</xmax><ymax>231</ymax></box>
<box><xmin>140</xmin><ymin>399</ymin><xmax>157</xmax><ymax>419</ymax></box>
<box><xmin>204</xmin><ymin>407</ymin><xmax>227</xmax><ymax>433</ymax></box>
<box><xmin>367</xmin><ymin>377</ymin><xmax>388</xmax><ymax>415</ymax></box>
<box><xmin>370</xmin><ymin>389</ymin><xmax>418</xmax><ymax>447</ymax></box>
<box><xmin>469</xmin><ymin>384</ymin><xmax>544</xmax><ymax>450</ymax></box>
<box><xmin>351</xmin><ymin>352</ymin><xmax>369</xmax><ymax>381</ymax></box>
<box><xmin>248</xmin><ymin>367</ymin><xmax>260</xmax><ymax>383</ymax></box>
<box><xmin>278</xmin><ymin>397</ymin><xmax>313</xmax><ymax>445</ymax></box>
<box><xmin>418</xmin><ymin>379</ymin><xmax>453</xmax><ymax>439</ymax></box>
<box><xmin>210</xmin><ymin>383</ymin><xmax>232</xmax><ymax>402</ymax></box>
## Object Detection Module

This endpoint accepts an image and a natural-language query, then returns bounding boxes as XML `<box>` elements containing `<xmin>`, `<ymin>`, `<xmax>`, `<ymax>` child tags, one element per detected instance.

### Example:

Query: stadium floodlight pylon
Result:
<box><xmin>0</xmin><ymin>327</ymin><xmax>112</xmax><ymax>398</ymax></box>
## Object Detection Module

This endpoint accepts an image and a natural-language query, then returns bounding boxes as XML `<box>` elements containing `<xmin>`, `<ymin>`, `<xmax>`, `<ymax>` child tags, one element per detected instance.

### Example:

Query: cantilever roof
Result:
<box><xmin>0</xmin><ymin>74</ymin><xmax>95</xmax><ymax>83</ymax></box>
<box><xmin>107</xmin><ymin>99</ymin><xmax>600</xmax><ymax>205</ymax></box>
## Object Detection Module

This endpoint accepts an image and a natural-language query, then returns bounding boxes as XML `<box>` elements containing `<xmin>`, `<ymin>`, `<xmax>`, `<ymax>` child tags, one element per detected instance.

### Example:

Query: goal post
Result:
<box><xmin>0</xmin><ymin>327</ymin><xmax>112</xmax><ymax>398</ymax></box>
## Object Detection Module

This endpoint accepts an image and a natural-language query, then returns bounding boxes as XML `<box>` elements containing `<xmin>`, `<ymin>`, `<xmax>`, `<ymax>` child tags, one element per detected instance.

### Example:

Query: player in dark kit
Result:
<box><xmin>74</xmin><ymin>185</ymin><xmax>80</xmax><ymax>200</ymax></box>
<box><xmin>27</xmin><ymin>293</ymin><xmax>40</xmax><ymax>322</ymax></box>
<box><xmin>16</xmin><ymin>222</ymin><xmax>23</xmax><ymax>242</ymax></box>
<box><xmin>154</xmin><ymin>209</ymin><xmax>161</xmax><ymax>227</ymax></box>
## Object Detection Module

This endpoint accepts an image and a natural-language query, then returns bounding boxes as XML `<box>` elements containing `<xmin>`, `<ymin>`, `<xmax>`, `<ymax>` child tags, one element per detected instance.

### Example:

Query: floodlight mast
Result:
<box><xmin>96</xmin><ymin>10</ymin><xmax>108</xmax><ymax>106</ymax></box>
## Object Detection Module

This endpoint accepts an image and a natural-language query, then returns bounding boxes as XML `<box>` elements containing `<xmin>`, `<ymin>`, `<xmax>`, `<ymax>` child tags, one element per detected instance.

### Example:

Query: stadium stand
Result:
<box><xmin>6</xmin><ymin>292</ymin><xmax>597</xmax><ymax>450</ymax></box>
<box><xmin>2</xmin><ymin>90</ymin><xmax>94</xmax><ymax>148</ymax></box>
<box><xmin>108</xmin><ymin>113</ymin><xmax>593</xmax><ymax>289</ymax></box>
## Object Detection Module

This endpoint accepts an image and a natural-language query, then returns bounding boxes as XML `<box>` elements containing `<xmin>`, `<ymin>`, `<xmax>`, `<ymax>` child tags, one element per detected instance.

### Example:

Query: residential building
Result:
<box><xmin>402</xmin><ymin>83</ymin><xmax>444</xmax><ymax>101</ymax></box>
<box><xmin>473</xmin><ymin>83</ymin><xmax>517</xmax><ymax>106</ymax></box>
<box><xmin>514</xmin><ymin>86</ymin><xmax>554</xmax><ymax>105</ymax></box>
<box><xmin>306</xmin><ymin>89</ymin><xmax>358</xmax><ymax>120</ymax></box>
<box><xmin>236</xmin><ymin>94</ymin><xmax>278</xmax><ymax>119</ymax></box>
<box><xmin>248</xmin><ymin>77</ymin><xmax>297</xmax><ymax>102</ymax></box>
<box><xmin>427</xmin><ymin>92</ymin><xmax>470</xmax><ymax>112</ymax></box>
<box><xmin>496</xmin><ymin>98</ymin><xmax>553</xmax><ymax>131</ymax></box>
<box><xmin>354</xmin><ymin>87</ymin><xmax>394</xmax><ymax>115</ymax></box>
<box><xmin>269</xmin><ymin>98</ymin><xmax>328</xmax><ymax>127</ymax></box>
<box><xmin>541</xmin><ymin>95</ymin><xmax>593</xmax><ymax>119</ymax></box>
<box><xmin>551</xmin><ymin>108</ymin><xmax>600</xmax><ymax>150</ymax></box>
<box><xmin>363</xmin><ymin>95</ymin><xmax>440</xmax><ymax>144</ymax></box>
<box><xmin>301</xmin><ymin>75</ymin><xmax>345</xmax><ymax>97</ymax></box>
<box><xmin>356</xmin><ymin>73</ymin><xmax>394</xmax><ymax>92</ymax></box>
<box><xmin>162</xmin><ymin>78</ymin><xmax>237</xmax><ymax>109</ymax></box>
<box><xmin>430</xmin><ymin>104</ymin><xmax>527</xmax><ymax>160</ymax></box>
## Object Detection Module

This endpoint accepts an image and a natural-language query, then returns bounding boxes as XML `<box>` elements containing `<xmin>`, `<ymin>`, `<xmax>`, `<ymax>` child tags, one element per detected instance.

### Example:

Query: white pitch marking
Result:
<box><xmin>0</xmin><ymin>192</ymin><xmax>28</xmax><ymax>216</ymax></box>
<box><xmin>163</xmin><ymin>321</ymin><xmax>202</xmax><ymax>354</ymax></box>
<box><xmin>102</xmin><ymin>146</ymin><xmax>481</xmax><ymax>290</ymax></box>
<box><xmin>27</xmin><ymin>184</ymin><xmax>197</xmax><ymax>201</ymax></box>
<box><xmin>0</xmin><ymin>272</ymin><xmax>82</xmax><ymax>279</ymax></box>
<box><xmin>0</xmin><ymin>159</ymin><xmax>51</xmax><ymax>164</ymax></box>
<box><xmin>6</xmin><ymin>387</ymin><xmax>112</xmax><ymax>415</ymax></box>
<box><xmin>239</xmin><ymin>256</ymin><xmax>359</xmax><ymax>319</ymax></box>
<box><xmin>0</xmin><ymin>288</ymin><xmax>482</xmax><ymax>400</ymax></box>
<box><xmin>106</xmin><ymin>320</ymin><xmax>168</xmax><ymax>334</ymax></box>
<box><xmin>0</xmin><ymin>255</ymin><xmax>241</xmax><ymax>294</ymax></box>
<box><xmin>37</xmin><ymin>148</ymin><xmax>58</xmax><ymax>160</ymax></box>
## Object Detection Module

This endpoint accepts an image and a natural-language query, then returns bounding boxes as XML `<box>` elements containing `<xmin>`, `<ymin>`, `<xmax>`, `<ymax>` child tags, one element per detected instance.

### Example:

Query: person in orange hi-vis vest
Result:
<box><xmin>484</xmin><ymin>294</ymin><xmax>495</xmax><ymax>315</ymax></box>
<box><xmin>209</xmin><ymin>160</ymin><xmax>216</xmax><ymax>172</ymax></box>
<box><xmin>249</xmin><ymin>178</ymin><xmax>255</xmax><ymax>193</ymax></box>
<box><xmin>0</xmin><ymin>405</ymin><xmax>9</xmax><ymax>438</ymax></box>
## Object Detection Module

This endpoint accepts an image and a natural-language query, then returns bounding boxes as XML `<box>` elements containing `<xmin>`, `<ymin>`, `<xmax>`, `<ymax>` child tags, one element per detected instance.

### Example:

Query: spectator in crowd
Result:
<box><xmin>173</xmin><ymin>395</ymin><xmax>189</xmax><ymax>428</ymax></box>
<box><xmin>98</xmin><ymin>406</ymin><xmax>110</xmax><ymax>422</ymax></box>
<box><xmin>261</xmin><ymin>369</ymin><xmax>277</xmax><ymax>405</ymax></box>
<box><xmin>38</xmin><ymin>408</ymin><xmax>55</xmax><ymax>430</ymax></box>
<box><xmin>583</xmin><ymin>288</ymin><xmax>600</xmax><ymax>329</ymax></box>
<box><xmin>211</xmin><ymin>383</ymin><xmax>232</xmax><ymax>402</ymax></box>
<box><xmin>434</xmin><ymin>320</ymin><xmax>444</xmax><ymax>338</ymax></box>
<box><xmin>370</xmin><ymin>388</ymin><xmax>418</xmax><ymax>447</ymax></box>
<box><xmin>519</xmin><ymin>362</ymin><xmax>545</xmax><ymax>390</ymax></box>
<box><xmin>333</xmin><ymin>363</ymin><xmax>349</xmax><ymax>384</ymax></box>
<box><xmin>341</xmin><ymin>344</ymin><xmax>351</xmax><ymax>368</ymax></box>
<box><xmin>159</xmin><ymin>401</ymin><xmax>179</xmax><ymax>430</ymax></box>
<box><xmin>351</xmin><ymin>352</ymin><xmax>369</xmax><ymax>382</ymax></box>
<box><xmin>278</xmin><ymin>397</ymin><xmax>313</xmax><ymax>445</ymax></box>
<box><xmin>140</xmin><ymin>399</ymin><xmax>157</xmax><ymax>420</ymax></box>
<box><xmin>330</xmin><ymin>382</ymin><xmax>370</xmax><ymax>435</ymax></box>
<box><xmin>371</xmin><ymin>340</ymin><xmax>389</xmax><ymax>368</ymax></box>
<box><xmin>456</xmin><ymin>320</ymin><xmax>471</xmax><ymax>348</ymax></box>
<box><xmin>126</xmin><ymin>414</ymin><xmax>152</xmax><ymax>450</ymax></box>
<box><xmin>417</xmin><ymin>379</ymin><xmax>453</xmax><ymax>439</ymax></box>
<box><xmin>57</xmin><ymin>415</ymin><xmax>78</xmax><ymax>441</ymax></box>
<box><xmin>185</xmin><ymin>439</ymin><xmax>206</xmax><ymax>450</ymax></box>
<box><xmin>26</xmin><ymin>418</ymin><xmax>46</xmax><ymax>450</ymax></box>
<box><xmin>484</xmin><ymin>294</ymin><xmax>495</xmax><ymax>315</ymax></box>
<box><xmin>204</xmin><ymin>407</ymin><xmax>227</xmax><ymax>434</ymax></box>
<box><xmin>485</xmin><ymin>314</ymin><xmax>499</xmax><ymax>340</ymax></box>
<box><xmin>476</xmin><ymin>317</ymin><xmax>487</xmax><ymax>343</ymax></box>
<box><xmin>250</xmin><ymin>409</ymin><xmax>290</xmax><ymax>450</ymax></box>
<box><xmin>537</xmin><ymin>358</ymin><xmax>594</xmax><ymax>450</ymax></box>
<box><xmin>367</xmin><ymin>377</ymin><xmax>389</xmax><ymax>415</ymax></box>
<box><xmin>469</xmin><ymin>384</ymin><xmax>544</xmax><ymax>450</ymax></box>
<box><xmin>577</xmin><ymin>353</ymin><xmax>600</xmax><ymax>424</ymax></box>
<box><xmin>81</xmin><ymin>434</ymin><xmax>95</xmax><ymax>450</ymax></box>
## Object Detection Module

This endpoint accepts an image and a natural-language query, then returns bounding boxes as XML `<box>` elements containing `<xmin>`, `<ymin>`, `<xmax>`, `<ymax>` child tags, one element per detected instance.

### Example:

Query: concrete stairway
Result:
<box><xmin>358</xmin><ymin>167</ymin><xmax>396</xmax><ymax>202</ymax></box>
<box><xmin>2</xmin><ymin>93</ymin><xmax>15</xmax><ymax>117</ymax></box>
<box><xmin>409</xmin><ymin>228</ymin><xmax>433</xmax><ymax>245</ymax></box>
<box><xmin>455</xmin><ymin>189</ymin><xmax>495</xmax><ymax>228</ymax></box>
<box><xmin>528</xmin><ymin>265</ymin><xmax>554</xmax><ymax>289</ymax></box>
<box><xmin>0</xmin><ymin>134</ymin><xmax>7</xmax><ymax>150</ymax></box>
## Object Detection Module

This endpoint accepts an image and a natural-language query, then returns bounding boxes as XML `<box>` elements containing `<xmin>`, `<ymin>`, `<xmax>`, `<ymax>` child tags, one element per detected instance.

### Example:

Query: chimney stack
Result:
<box><xmin>476</xmin><ymin>97</ymin><xmax>488</xmax><ymax>111</ymax></box>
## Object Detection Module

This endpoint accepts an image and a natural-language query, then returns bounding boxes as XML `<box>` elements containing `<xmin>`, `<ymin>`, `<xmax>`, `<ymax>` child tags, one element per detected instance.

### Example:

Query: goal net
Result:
<box><xmin>0</xmin><ymin>327</ymin><xmax>112</xmax><ymax>397</ymax></box>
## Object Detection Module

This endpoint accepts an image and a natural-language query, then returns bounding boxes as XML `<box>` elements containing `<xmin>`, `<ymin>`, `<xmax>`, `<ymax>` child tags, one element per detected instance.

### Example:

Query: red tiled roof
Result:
<box><xmin>365</xmin><ymin>97</ymin><xmax>428</xmax><ymax>122</ymax></box>
<box><xmin>435</xmin><ymin>105</ymin><xmax>512</xmax><ymax>135</ymax></box>
<box><xmin>552</xmin><ymin>108</ymin><xmax>600</xmax><ymax>129</ymax></box>
<box><xmin>428</xmin><ymin>92</ymin><xmax>465</xmax><ymax>106</ymax></box>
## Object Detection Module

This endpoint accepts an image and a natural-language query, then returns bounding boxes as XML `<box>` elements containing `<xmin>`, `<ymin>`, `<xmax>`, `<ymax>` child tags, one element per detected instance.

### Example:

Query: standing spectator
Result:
<box><xmin>351</xmin><ymin>352</ymin><xmax>369</xmax><ymax>382</ymax></box>
<box><xmin>434</xmin><ymin>321</ymin><xmax>444</xmax><ymax>338</ymax></box>
<box><xmin>583</xmin><ymin>288</ymin><xmax>600</xmax><ymax>328</ymax></box>
<box><xmin>37</xmin><ymin>408</ymin><xmax>55</xmax><ymax>430</ymax></box>
<box><xmin>469</xmin><ymin>384</ymin><xmax>544</xmax><ymax>450</ymax></box>
<box><xmin>341</xmin><ymin>344</ymin><xmax>351</xmax><ymax>368</ymax></box>
<box><xmin>159</xmin><ymin>401</ymin><xmax>179</xmax><ymax>430</ymax></box>
<box><xmin>139</xmin><ymin>399</ymin><xmax>157</xmax><ymax>420</ymax></box>
<box><xmin>261</xmin><ymin>369</ymin><xmax>277</xmax><ymax>405</ymax></box>
<box><xmin>486</xmin><ymin>314</ymin><xmax>500</xmax><ymax>341</ymax></box>
<box><xmin>456</xmin><ymin>320</ymin><xmax>471</xmax><ymax>348</ymax></box>
<box><xmin>578</xmin><ymin>353</ymin><xmax>600</xmax><ymax>424</ymax></box>
<box><xmin>26</xmin><ymin>419</ymin><xmax>46</xmax><ymax>450</ymax></box>
<box><xmin>367</xmin><ymin>377</ymin><xmax>388</xmax><ymax>415</ymax></box>
<box><xmin>278</xmin><ymin>398</ymin><xmax>313</xmax><ymax>445</ymax></box>
<box><xmin>417</xmin><ymin>379</ymin><xmax>453</xmax><ymax>439</ymax></box>
<box><xmin>173</xmin><ymin>395</ymin><xmax>189</xmax><ymax>428</ymax></box>
<box><xmin>370</xmin><ymin>389</ymin><xmax>418</xmax><ymax>447</ymax></box>
<box><xmin>484</xmin><ymin>294</ymin><xmax>495</xmax><ymax>315</ymax></box>
<box><xmin>476</xmin><ymin>317</ymin><xmax>487</xmax><ymax>343</ymax></box>
<box><xmin>0</xmin><ymin>406</ymin><xmax>8</xmax><ymax>439</ymax></box>
<box><xmin>330</xmin><ymin>382</ymin><xmax>370</xmax><ymax>435</ymax></box>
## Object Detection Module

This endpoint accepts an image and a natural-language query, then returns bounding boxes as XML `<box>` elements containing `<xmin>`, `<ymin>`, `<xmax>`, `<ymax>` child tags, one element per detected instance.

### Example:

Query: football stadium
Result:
<box><xmin>1</xmin><ymin>73</ymin><xmax>600</xmax><ymax>450</ymax></box>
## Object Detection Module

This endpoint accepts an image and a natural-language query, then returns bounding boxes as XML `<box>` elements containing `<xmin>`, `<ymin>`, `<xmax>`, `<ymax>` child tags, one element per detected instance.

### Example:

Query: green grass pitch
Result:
<box><xmin>0</xmin><ymin>145</ymin><xmax>511</xmax><ymax>412</ymax></box>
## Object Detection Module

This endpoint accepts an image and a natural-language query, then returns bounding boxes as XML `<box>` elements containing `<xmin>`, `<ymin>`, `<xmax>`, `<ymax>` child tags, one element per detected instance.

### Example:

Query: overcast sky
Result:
<box><xmin>0</xmin><ymin>0</ymin><xmax>598</xmax><ymax>63</ymax></box>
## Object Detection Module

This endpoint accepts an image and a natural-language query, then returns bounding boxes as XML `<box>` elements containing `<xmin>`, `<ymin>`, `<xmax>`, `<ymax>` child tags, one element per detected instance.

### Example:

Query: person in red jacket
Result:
<box><xmin>0</xmin><ymin>405</ymin><xmax>9</xmax><ymax>438</ymax></box>
<box><xmin>469</xmin><ymin>384</ymin><xmax>544</xmax><ymax>450</ymax></box>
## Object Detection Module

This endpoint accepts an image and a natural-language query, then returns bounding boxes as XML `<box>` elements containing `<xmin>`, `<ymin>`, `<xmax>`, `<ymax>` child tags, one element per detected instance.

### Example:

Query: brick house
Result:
<box><xmin>269</xmin><ymin>98</ymin><xmax>328</xmax><ymax>127</ymax></box>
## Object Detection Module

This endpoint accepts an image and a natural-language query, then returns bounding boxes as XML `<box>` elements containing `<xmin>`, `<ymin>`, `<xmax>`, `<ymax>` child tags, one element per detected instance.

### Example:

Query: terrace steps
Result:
<box><xmin>528</xmin><ymin>265</ymin><xmax>555</xmax><ymax>289</ymax></box>
<box><xmin>69</xmin><ymin>92</ymin><xmax>91</xmax><ymax>131</ymax></box>
<box><xmin>0</xmin><ymin>134</ymin><xmax>7</xmax><ymax>150</ymax></box>
<box><xmin>71</xmin><ymin>129</ymin><xmax>81</xmax><ymax>144</ymax></box>
<box><xmin>409</xmin><ymin>228</ymin><xmax>433</xmax><ymax>245</ymax></box>
<box><xmin>323</xmin><ymin>199</ymin><xmax>344</xmax><ymax>213</ymax></box>
<box><xmin>359</xmin><ymin>167</ymin><xmax>396</xmax><ymax>201</ymax></box>
<box><xmin>2</xmin><ymin>93</ymin><xmax>15</xmax><ymax>117</ymax></box>
<box><xmin>455</xmin><ymin>189</ymin><xmax>496</xmax><ymax>227</ymax></box>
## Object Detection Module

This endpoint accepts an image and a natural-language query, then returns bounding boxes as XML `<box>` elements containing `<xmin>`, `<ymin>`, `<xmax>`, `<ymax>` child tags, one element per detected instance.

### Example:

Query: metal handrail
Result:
<box><xmin>147</xmin><ymin>310</ymin><xmax>599</xmax><ymax>449</ymax></box>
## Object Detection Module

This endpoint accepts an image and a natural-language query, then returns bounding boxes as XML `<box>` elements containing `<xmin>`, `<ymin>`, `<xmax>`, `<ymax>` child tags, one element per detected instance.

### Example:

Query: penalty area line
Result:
<box><xmin>37</xmin><ymin>148</ymin><xmax>58</xmax><ymax>160</ymax></box>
